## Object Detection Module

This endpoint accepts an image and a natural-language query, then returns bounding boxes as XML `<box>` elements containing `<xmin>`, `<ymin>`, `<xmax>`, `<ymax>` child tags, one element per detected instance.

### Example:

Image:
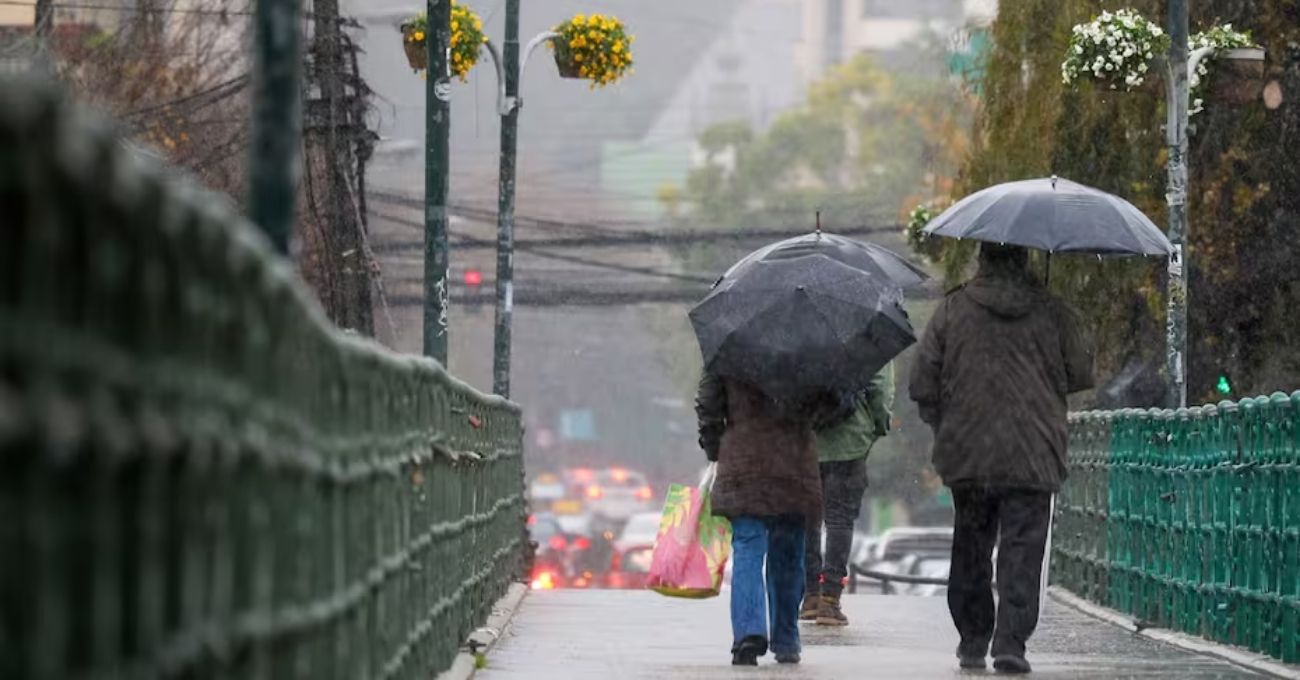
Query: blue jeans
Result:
<box><xmin>730</xmin><ymin>515</ymin><xmax>806</xmax><ymax>656</ymax></box>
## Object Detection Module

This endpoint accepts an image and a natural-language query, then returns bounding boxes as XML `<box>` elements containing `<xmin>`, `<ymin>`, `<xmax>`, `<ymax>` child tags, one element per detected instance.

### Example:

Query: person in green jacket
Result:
<box><xmin>800</xmin><ymin>364</ymin><xmax>894</xmax><ymax>626</ymax></box>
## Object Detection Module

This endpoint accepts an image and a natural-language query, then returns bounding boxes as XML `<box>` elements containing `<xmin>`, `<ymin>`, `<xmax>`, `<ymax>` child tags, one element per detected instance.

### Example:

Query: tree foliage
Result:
<box><xmin>926</xmin><ymin>0</ymin><xmax>1300</xmax><ymax>403</ymax></box>
<box><xmin>681</xmin><ymin>55</ymin><xmax>975</xmax><ymax>232</ymax></box>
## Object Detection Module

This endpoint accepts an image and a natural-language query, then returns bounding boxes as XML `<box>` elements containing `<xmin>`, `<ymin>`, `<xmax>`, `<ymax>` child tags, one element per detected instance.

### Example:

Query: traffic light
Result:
<box><xmin>1216</xmin><ymin>374</ymin><xmax>1232</xmax><ymax>396</ymax></box>
<box><xmin>463</xmin><ymin>268</ymin><xmax>483</xmax><ymax>311</ymax></box>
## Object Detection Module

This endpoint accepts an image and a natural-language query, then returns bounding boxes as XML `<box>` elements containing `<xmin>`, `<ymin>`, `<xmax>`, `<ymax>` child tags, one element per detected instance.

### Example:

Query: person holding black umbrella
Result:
<box><xmin>696</xmin><ymin>373</ymin><xmax>840</xmax><ymax>666</ymax></box>
<box><xmin>690</xmin><ymin>229</ymin><xmax>923</xmax><ymax>667</ymax></box>
<box><xmin>909</xmin><ymin>243</ymin><xmax>1094</xmax><ymax>674</ymax></box>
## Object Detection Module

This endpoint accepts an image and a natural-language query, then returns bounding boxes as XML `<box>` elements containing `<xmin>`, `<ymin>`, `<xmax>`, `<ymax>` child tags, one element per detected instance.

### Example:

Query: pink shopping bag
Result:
<box><xmin>647</xmin><ymin>465</ymin><xmax>732</xmax><ymax>598</ymax></box>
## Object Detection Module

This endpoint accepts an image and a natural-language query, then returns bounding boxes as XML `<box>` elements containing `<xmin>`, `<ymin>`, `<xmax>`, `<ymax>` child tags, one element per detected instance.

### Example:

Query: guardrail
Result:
<box><xmin>847</xmin><ymin>565</ymin><xmax>949</xmax><ymax>595</ymax></box>
<box><xmin>0</xmin><ymin>76</ymin><xmax>526</xmax><ymax>679</ymax></box>
<box><xmin>1054</xmin><ymin>395</ymin><xmax>1300</xmax><ymax>663</ymax></box>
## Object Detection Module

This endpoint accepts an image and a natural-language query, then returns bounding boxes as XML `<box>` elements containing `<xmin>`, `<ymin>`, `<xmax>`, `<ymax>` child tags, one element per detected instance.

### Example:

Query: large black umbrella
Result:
<box><xmin>722</xmin><ymin>231</ymin><xmax>929</xmax><ymax>288</ymax></box>
<box><xmin>922</xmin><ymin>177</ymin><xmax>1173</xmax><ymax>255</ymax></box>
<box><xmin>690</xmin><ymin>254</ymin><xmax>916</xmax><ymax>403</ymax></box>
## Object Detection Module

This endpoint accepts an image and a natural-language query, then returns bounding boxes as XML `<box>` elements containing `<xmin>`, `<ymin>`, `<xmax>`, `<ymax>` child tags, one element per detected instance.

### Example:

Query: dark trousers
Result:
<box><xmin>805</xmin><ymin>458</ymin><xmax>868</xmax><ymax>598</ymax></box>
<box><xmin>948</xmin><ymin>485</ymin><xmax>1052</xmax><ymax>659</ymax></box>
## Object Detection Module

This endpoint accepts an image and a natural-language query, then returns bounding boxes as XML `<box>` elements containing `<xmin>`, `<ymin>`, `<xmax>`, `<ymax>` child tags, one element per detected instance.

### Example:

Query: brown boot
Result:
<box><xmin>799</xmin><ymin>593</ymin><xmax>820</xmax><ymax>621</ymax></box>
<box><xmin>816</xmin><ymin>594</ymin><xmax>848</xmax><ymax>626</ymax></box>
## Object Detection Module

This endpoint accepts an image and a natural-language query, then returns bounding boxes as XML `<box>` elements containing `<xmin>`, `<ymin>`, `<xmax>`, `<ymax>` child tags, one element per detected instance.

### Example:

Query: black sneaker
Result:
<box><xmin>993</xmin><ymin>654</ymin><xmax>1032</xmax><ymax>674</ymax></box>
<box><xmin>959</xmin><ymin>655</ymin><xmax>987</xmax><ymax>670</ymax></box>
<box><xmin>731</xmin><ymin>636</ymin><xmax>766</xmax><ymax>666</ymax></box>
<box><xmin>775</xmin><ymin>653</ymin><xmax>801</xmax><ymax>664</ymax></box>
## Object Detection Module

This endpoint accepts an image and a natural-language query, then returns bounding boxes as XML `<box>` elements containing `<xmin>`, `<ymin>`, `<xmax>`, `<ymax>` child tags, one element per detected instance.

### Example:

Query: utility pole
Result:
<box><xmin>492</xmin><ymin>0</ymin><xmax>520</xmax><ymax>397</ymax></box>
<box><xmin>308</xmin><ymin>0</ymin><xmax>374</xmax><ymax>335</ymax></box>
<box><xmin>249</xmin><ymin>0</ymin><xmax>302</xmax><ymax>255</ymax></box>
<box><xmin>1164</xmin><ymin>0</ymin><xmax>1190</xmax><ymax>408</ymax></box>
<box><xmin>424</xmin><ymin>0</ymin><xmax>451</xmax><ymax>363</ymax></box>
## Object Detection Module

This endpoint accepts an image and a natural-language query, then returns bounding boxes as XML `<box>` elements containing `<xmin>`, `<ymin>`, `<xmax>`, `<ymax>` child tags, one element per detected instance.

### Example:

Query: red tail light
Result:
<box><xmin>573</xmin><ymin>536</ymin><xmax>591</xmax><ymax>551</ymax></box>
<box><xmin>548</xmin><ymin>535</ymin><xmax>567</xmax><ymax>551</ymax></box>
<box><xmin>636</xmin><ymin>486</ymin><xmax>653</xmax><ymax>501</ymax></box>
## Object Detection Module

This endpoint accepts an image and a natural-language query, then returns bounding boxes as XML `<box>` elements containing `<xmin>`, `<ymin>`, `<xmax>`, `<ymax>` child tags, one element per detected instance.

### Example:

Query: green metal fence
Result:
<box><xmin>0</xmin><ymin>76</ymin><xmax>526</xmax><ymax>679</ymax></box>
<box><xmin>1054</xmin><ymin>394</ymin><xmax>1300</xmax><ymax>663</ymax></box>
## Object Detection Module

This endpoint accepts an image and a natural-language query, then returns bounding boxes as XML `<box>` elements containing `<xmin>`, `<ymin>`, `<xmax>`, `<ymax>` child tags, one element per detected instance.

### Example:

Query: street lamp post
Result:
<box><xmin>249</xmin><ymin>0</ymin><xmax>302</xmax><ymax>255</ymax></box>
<box><xmin>423</xmin><ymin>0</ymin><xmax>452</xmax><ymax>363</ymax></box>
<box><xmin>1161</xmin><ymin>0</ymin><xmax>1261</xmax><ymax>409</ymax></box>
<box><xmin>480</xmin><ymin>7</ymin><xmax>559</xmax><ymax>398</ymax></box>
<box><xmin>1163</xmin><ymin>0</ymin><xmax>1192</xmax><ymax>409</ymax></box>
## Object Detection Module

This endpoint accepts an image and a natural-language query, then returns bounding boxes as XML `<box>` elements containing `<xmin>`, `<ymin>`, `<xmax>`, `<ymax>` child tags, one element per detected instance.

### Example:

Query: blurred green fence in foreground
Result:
<box><xmin>1055</xmin><ymin>394</ymin><xmax>1300</xmax><ymax>663</ymax></box>
<box><xmin>0</xmin><ymin>77</ymin><xmax>526</xmax><ymax>679</ymax></box>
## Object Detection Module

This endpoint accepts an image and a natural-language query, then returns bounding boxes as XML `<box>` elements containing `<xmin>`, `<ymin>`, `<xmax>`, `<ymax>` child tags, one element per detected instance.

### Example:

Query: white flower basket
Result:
<box><xmin>1061</xmin><ymin>9</ymin><xmax>1167</xmax><ymax>93</ymax></box>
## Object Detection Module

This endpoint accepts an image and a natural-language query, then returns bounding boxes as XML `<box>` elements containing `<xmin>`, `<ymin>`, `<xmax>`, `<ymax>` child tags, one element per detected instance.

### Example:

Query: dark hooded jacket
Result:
<box><xmin>908</xmin><ymin>269</ymin><xmax>1093</xmax><ymax>491</ymax></box>
<box><xmin>696</xmin><ymin>374</ymin><xmax>826</xmax><ymax>520</ymax></box>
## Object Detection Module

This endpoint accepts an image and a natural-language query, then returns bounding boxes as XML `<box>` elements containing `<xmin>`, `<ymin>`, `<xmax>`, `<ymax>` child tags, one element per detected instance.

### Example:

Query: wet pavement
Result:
<box><xmin>476</xmin><ymin>590</ymin><xmax>1260</xmax><ymax>679</ymax></box>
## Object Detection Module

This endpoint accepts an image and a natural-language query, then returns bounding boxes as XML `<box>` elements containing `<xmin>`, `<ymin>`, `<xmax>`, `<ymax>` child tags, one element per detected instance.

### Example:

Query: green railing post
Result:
<box><xmin>1056</xmin><ymin>390</ymin><xmax>1300</xmax><ymax>664</ymax></box>
<box><xmin>0</xmin><ymin>78</ymin><xmax>524</xmax><ymax>679</ymax></box>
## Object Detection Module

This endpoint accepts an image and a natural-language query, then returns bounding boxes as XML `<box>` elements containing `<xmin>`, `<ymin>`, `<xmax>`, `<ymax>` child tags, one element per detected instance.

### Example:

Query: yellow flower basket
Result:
<box><xmin>400</xmin><ymin>2</ymin><xmax>488</xmax><ymax>80</ymax></box>
<box><xmin>551</xmin><ymin>13</ymin><xmax>633</xmax><ymax>88</ymax></box>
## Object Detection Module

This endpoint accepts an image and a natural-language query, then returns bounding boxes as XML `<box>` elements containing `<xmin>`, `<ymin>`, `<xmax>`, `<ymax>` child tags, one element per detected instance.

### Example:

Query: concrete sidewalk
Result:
<box><xmin>476</xmin><ymin>590</ymin><xmax>1260</xmax><ymax>679</ymax></box>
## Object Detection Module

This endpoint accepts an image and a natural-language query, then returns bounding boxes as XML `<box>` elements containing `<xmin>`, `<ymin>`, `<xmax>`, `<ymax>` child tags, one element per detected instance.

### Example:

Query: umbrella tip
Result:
<box><xmin>1051</xmin><ymin>174</ymin><xmax>1058</xmax><ymax>189</ymax></box>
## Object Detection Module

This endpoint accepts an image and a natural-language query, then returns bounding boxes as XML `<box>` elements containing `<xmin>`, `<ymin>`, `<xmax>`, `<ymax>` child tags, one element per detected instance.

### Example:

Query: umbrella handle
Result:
<box><xmin>1045</xmin><ymin>252</ymin><xmax>1052</xmax><ymax>287</ymax></box>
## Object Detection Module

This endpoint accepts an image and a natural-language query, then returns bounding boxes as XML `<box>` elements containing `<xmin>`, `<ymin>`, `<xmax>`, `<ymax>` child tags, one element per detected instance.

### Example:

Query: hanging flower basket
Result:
<box><xmin>1189</xmin><ymin>25</ymin><xmax>1258</xmax><ymax>112</ymax></box>
<box><xmin>401</xmin><ymin>19</ymin><xmax>428</xmax><ymax>72</ymax></box>
<box><xmin>398</xmin><ymin>3</ymin><xmax>487</xmax><ymax>79</ymax></box>
<box><xmin>553</xmin><ymin>47</ymin><xmax>583</xmax><ymax>79</ymax></box>
<box><xmin>1206</xmin><ymin>47</ymin><xmax>1265</xmax><ymax>105</ymax></box>
<box><xmin>1063</xmin><ymin>13</ymin><xmax>1263</xmax><ymax>115</ymax></box>
<box><xmin>1061</xmin><ymin>9</ymin><xmax>1168</xmax><ymax>93</ymax></box>
<box><xmin>550</xmin><ymin>13</ymin><xmax>634</xmax><ymax>88</ymax></box>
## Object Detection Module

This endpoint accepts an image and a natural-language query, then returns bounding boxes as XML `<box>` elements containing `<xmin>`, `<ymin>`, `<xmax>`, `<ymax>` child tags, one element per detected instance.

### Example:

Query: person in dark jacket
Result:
<box><xmin>909</xmin><ymin>243</ymin><xmax>1093</xmax><ymax>674</ymax></box>
<box><xmin>800</xmin><ymin>364</ymin><xmax>894</xmax><ymax>626</ymax></box>
<box><xmin>696</xmin><ymin>371</ymin><xmax>829</xmax><ymax>667</ymax></box>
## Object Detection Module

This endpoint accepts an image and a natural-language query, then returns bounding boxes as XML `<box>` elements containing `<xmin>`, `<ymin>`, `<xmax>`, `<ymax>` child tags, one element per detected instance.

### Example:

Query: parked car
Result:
<box><xmin>849</xmin><ymin>527</ymin><xmax>954</xmax><ymax>595</ymax></box>
<box><xmin>585</xmin><ymin>468</ymin><xmax>655</xmax><ymax>524</ymax></box>
<box><xmin>557</xmin><ymin>514</ymin><xmax>616</xmax><ymax>588</ymax></box>
<box><xmin>528</xmin><ymin>513</ymin><xmax>572</xmax><ymax>589</ymax></box>
<box><xmin>615</xmin><ymin>511</ymin><xmax>662</xmax><ymax>552</ymax></box>
<box><xmin>872</xmin><ymin>527</ymin><xmax>953</xmax><ymax>563</ymax></box>
<box><xmin>606</xmin><ymin>543</ymin><xmax>654</xmax><ymax>589</ymax></box>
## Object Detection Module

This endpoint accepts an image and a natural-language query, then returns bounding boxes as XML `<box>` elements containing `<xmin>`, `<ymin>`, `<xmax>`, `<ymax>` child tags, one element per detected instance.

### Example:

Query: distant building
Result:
<box><xmin>607</xmin><ymin>0</ymin><xmax>805</xmax><ymax>218</ymax></box>
<box><xmin>797</xmin><ymin>0</ymin><xmax>997</xmax><ymax>86</ymax></box>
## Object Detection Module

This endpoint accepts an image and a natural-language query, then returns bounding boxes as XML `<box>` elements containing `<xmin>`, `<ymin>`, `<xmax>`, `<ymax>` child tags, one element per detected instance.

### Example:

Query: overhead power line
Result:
<box><xmin>368</xmin><ymin>209</ymin><xmax>902</xmax><ymax>251</ymax></box>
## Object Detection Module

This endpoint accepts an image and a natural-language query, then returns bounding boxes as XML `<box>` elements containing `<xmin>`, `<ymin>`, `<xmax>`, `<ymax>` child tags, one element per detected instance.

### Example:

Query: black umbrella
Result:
<box><xmin>722</xmin><ymin>231</ymin><xmax>929</xmax><ymax>288</ymax></box>
<box><xmin>922</xmin><ymin>176</ymin><xmax>1173</xmax><ymax>256</ymax></box>
<box><xmin>690</xmin><ymin>254</ymin><xmax>916</xmax><ymax>403</ymax></box>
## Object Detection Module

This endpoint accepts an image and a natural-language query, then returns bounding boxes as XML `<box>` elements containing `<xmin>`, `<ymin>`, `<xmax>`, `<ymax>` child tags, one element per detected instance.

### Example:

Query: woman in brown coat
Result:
<box><xmin>696</xmin><ymin>371</ymin><xmax>829</xmax><ymax>666</ymax></box>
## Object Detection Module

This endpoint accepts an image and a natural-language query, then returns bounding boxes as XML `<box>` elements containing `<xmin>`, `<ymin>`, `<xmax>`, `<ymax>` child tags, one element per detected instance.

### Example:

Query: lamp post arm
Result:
<box><xmin>514</xmin><ymin>31</ymin><xmax>560</xmax><ymax>110</ymax></box>
<box><xmin>1184</xmin><ymin>45</ymin><xmax>1217</xmax><ymax>92</ymax></box>
<box><xmin>481</xmin><ymin>31</ymin><xmax>559</xmax><ymax>116</ymax></box>
<box><xmin>480</xmin><ymin>40</ymin><xmax>509</xmax><ymax>116</ymax></box>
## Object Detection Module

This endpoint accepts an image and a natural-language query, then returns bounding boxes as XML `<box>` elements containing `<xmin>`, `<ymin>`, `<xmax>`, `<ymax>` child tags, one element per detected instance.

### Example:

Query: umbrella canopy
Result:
<box><xmin>922</xmin><ymin>177</ymin><xmax>1173</xmax><ymax>256</ymax></box>
<box><xmin>722</xmin><ymin>232</ymin><xmax>928</xmax><ymax>288</ymax></box>
<box><xmin>690</xmin><ymin>254</ymin><xmax>916</xmax><ymax>403</ymax></box>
